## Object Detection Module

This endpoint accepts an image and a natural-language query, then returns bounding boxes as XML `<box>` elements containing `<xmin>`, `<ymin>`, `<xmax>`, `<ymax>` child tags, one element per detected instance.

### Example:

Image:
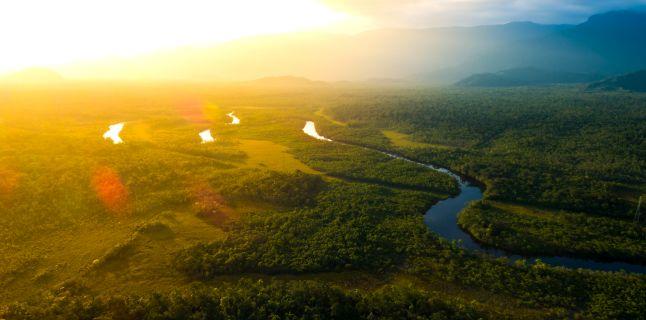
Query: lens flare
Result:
<box><xmin>103</xmin><ymin>122</ymin><xmax>124</xmax><ymax>144</ymax></box>
<box><xmin>0</xmin><ymin>166</ymin><xmax>21</xmax><ymax>204</ymax></box>
<box><xmin>199</xmin><ymin>129</ymin><xmax>215</xmax><ymax>143</ymax></box>
<box><xmin>177</xmin><ymin>99</ymin><xmax>208</xmax><ymax>124</ymax></box>
<box><xmin>303</xmin><ymin>121</ymin><xmax>331</xmax><ymax>141</ymax></box>
<box><xmin>91</xmin><ymin>166</ymin><xmax>130</xmax><ymax>216</ymax></box>
<box><xmin>227</xmin><ymin>112</ymin><xmax>240</xmax><ymax>125</ymax></box>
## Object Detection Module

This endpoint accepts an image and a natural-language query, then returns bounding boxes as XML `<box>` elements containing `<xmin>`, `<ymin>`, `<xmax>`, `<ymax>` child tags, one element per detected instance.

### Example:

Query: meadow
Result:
<box><xmin>0</xmin><ymin>82</ymin><xmax>644</xmax><ymax>319</ymax></box>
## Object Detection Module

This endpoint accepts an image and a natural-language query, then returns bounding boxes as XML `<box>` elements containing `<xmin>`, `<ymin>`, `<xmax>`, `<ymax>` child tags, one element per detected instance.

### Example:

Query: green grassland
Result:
<box><xmin>383</xmin><ymin>130</ymin><xmax>436</xmax><ymax>149</ymax></box>
<box><xmin>0</xmin><ymin>83</ymin><xmax>644</xmax><ymax>319</ymax></box>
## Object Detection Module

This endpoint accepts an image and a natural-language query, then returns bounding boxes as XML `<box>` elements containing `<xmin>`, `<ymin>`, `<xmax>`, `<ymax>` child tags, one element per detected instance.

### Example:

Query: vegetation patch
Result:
<box><xmin>175</xmin><ymin>182</ymin><xmax>439</xmax><ymax>276</ymax></box>
<box><xmin>0</xmin><ymin>280</ymin><xmax>490</xmax><ymax>320</ymax></box>
<box><xmin>383</xmin><ymin>130</ymin><xmax>435</xmax><ymax>149</ymax></box>
<box><xmin>90</xmin><ymin>237</ymin><xmax>137</xmax><ymax>271</ymax></box>
<box><xmin>458</xmin><ymin>201</ymin><xmax>646</xmax><ymax>263</ymax></box>
<box><xmin>135</xmin><ymin>221</ymin><xmax>174</xmax><ymax>240</ymax></box>
<box><xmin>218</xmin><ymin>169</ymin><xmax>326</xmax><ymax>207</ymax></box>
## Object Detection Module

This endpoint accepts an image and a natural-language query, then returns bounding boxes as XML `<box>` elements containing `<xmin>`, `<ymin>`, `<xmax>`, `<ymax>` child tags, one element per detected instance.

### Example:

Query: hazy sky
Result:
<box><xmin>1</xmin><ymin>0</ymin><xmax>644</xmax><ymax>73</ymax></box>
<box><xmin>327</xmin><ymin>0</ymin><xmax>646</xmax><ymax>27</ymax></box>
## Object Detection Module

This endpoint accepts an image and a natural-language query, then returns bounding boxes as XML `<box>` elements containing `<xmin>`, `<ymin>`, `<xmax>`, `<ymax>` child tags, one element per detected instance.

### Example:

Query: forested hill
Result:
<box><xmin>455</xmin><ymin>67</ymin><xmax>602</xmax><ymax>87</ymax></box>
<box><xmin>468</xmin><ymin>10</ymin><xmax>646</xmax><ymax>78</ymax></box>
<box><xmin>588</xmin><ymin>70</ymin><xmax>646</xmax><ymax>92</ymax></box>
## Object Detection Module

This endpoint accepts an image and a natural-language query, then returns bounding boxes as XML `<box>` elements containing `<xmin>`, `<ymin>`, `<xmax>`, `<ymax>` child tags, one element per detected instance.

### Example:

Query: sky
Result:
<box><xmin>0</xmin><ymin>0</ymin><xmax>644</xmax><ymax>74</ymax></box>
<box><xmin>325</xmin><ymin>0</ymin><xmax>646</xmax><ymax>27</ymax></box>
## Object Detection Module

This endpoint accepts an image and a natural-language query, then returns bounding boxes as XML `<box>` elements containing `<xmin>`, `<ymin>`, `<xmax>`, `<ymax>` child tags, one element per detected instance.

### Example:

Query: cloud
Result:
<box><xmin>324</xmin><ymin>0</ymin><xmax>646</xmax><ymax>27</ymax></box>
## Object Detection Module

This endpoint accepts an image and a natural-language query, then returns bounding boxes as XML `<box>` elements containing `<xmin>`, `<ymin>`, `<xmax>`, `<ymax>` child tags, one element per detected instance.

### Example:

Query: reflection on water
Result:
<box><xmin>303</xmin><ymin>121</ymin><xmax>331</xmax><ymax>141</ymax></box>
<box><xmin>199</xmin><ymin>129</ymin><xmax>215</xmax><ymax>143</ymax></box>
<box><xmin>227</xmin><ymin>112</ymin><xmax>240</xmax><ymax>125</ymax></box>
<box><xmin>103</xmin><ymin>122</ymin><xmax>124</xmax><ymax>144</ymax></box>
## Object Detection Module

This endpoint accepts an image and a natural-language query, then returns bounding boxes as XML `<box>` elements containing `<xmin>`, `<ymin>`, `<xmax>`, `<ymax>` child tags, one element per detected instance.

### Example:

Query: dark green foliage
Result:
<box><xmin>411</xmin><ymin>250</ymin><xmax>646</xmax><ymax>319</ymax></box>
<box><xmin>0</xmin><ymin>280</ymin><xmax>488</xmax><ymax>320</ymax></box>
<box><xmin>458</xmin><ymin>201</ymin><xmax>646</xmax><ymax>263</ymax></box>
<box><xmin>218</xmin><ymin>170</ymin><xmax>326</xmax><ymax>207</ymax></box>
<box><xmin>325</xmin><ymin>87</ymin><xmax>645</xmax><ymax>217</ymax></box>
<box><xmin>294</xmin><ymin>141</ymin><xmax>459</xmax><ymax>195</ymax></box>
<box><xmin>175</xmin><ymin>182</ymin><xmax>439</xmax><ymax>276</ymax></box>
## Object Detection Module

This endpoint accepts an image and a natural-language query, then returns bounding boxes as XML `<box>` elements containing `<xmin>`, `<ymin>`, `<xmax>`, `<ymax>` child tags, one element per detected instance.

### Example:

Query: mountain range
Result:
<box><xmin>59</xmin><ymin>10</ymin><xmax>646</xmax><ymax>84</ymax></box>
<box><xmin>455</xmin><ymin>67</ymin><xmax>603</xmax><ymax>87</ymax></box>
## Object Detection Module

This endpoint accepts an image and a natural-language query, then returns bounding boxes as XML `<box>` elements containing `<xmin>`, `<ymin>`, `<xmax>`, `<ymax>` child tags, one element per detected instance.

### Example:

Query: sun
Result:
<box><xmin>0</xmin><ymin>0</ymin><xmax>356</xmax><ymax>74</ymax></box>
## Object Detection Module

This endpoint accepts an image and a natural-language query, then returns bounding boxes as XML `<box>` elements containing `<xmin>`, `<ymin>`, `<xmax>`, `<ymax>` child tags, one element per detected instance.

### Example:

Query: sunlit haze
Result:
<box><xmin>2</xmin><ymin>0</ymin><xmax>643</xmax><ymax>80</ymax></box>
<box><xmin>0</xmin><ymin>0</ymin><xmax>359</xmax><ymax>73</ymax></box>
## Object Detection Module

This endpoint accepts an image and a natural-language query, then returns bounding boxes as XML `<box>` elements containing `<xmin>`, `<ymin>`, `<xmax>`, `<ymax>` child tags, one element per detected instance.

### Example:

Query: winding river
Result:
<box><xmin>362</xmin><ymin>145</ymin><xmax>645</xmax><ymax>274</ymax></box>
<box><xmin>339</xmin><ymin>142</ymin><xmax>646</xmax><ymax>274</ymax></box>
<box><xmin>305</xmin><ymin>120</ymin><xmax>644</xmax><ymax>273</ymax></box>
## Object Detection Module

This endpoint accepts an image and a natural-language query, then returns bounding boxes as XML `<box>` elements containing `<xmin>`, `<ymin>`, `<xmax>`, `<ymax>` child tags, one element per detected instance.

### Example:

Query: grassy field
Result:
<box><xmin>382</xmin><ymin>130</ymin><xmax>455</xmax><ymax>149</ymax></box>
<box><xmin>0</xmin><ymin>83</ymin><xmax>327</xmax><ymax>302</ymax></box>
<box><xmin>235</xmin><ymin>139</ymin><xmax>320</xmax><ymax>174</ymax></box>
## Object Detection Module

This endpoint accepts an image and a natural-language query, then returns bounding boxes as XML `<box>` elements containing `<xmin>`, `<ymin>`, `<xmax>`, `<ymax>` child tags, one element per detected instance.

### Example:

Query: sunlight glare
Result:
<box><xmin>0</xmin><ymin>0</ymin><xmax>351</xmax><ymax>73</ymax></box>
<box><xmin>199</xmin><ymin>129</ymin><xmax>215</xmax><ymax>143</ymax></box>
<box><xmin>303</xmin><ymin>121</ymin><xmax>331</xmax><ymax>141</ymax></box>
<box><xmin>227</xmin><ymin>112</ymin><xmax>241</xmax><ymax>125</ymax></box>
<box><xmin>103</xmin><ymin>122</ymin><xmax>125</xmax><ymax>144</ymax></box>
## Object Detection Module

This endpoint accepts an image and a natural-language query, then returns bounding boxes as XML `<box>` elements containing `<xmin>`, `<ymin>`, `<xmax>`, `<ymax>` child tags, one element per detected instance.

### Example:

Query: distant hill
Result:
<box><xmin>587</xmin><ymin>70</ymin><xmax>646</xmax><ymax>92</ymax></box>
<box><xmin>2</xmin><ymin>68</ymin><xmax>64</xmax><ymax>83</ymax></box>
<box><xmin>479</xmin><ymin>10</ymin><xmax>646</xmax><ymax>76</ymax></box>
<box><xmin>60</xmin><ymin>10</ymin><xmax>646</xmax><ymax>83</ymax></box>
<box><xmin>456</xmin><ymin>67</ymin><xmax>603</xmax><ymax>87</ymax></box>
<box><xmin>244</xmin><ymin>76</ymin><xmax>325</xmax><ymax>86</ymax></box>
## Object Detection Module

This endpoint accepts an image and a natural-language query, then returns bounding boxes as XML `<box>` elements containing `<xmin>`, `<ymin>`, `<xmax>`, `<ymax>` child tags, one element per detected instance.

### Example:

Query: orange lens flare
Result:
<box><xmin>177</xmin><ymin>99</ymin><xmax>208</xmax><ymax>124</ymax></box>
<box><xmin>91</xmin><ymin>166</ymin><xmax>130</xmax><ymax>216</ymax></box>
<box><xmin>0</xmin><ymin>166</ymin><xmax>21</xmax><ymax>204</ymax></box>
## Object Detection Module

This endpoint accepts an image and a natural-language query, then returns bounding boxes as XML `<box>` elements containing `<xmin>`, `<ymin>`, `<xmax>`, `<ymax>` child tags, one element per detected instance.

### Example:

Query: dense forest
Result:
<box><xmin>459</xmin><ymin>201</ymin><xmax>646</xmax><ymax>263</ymax></box>
<box><xmin>320</xmin><ymin>86</ymin><xmax>645</xmax><ymax>266</ymax></box>
<box><xmin>0</xmin><ymin>83</ymin><xmax>644</xmax><ymax>319</ymax></box>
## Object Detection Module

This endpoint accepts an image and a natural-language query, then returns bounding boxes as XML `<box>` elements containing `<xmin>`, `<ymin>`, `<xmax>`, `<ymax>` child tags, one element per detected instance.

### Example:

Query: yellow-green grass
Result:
<box><xmin>0</xmin><ymin>209</ymin><xmax>230</xmax><ymax>302</ymax></box>
<box><xmin>236</xmin><ymin>139</ymin><xmax>320</xmax><ymax>174</ymax></box>
<box><xmin>315</xmin><ymin>108</ymin><xmax>347</xmax><ymax>126</ymax></box>
<box><xmin>79</xmin><ymin>211</ymin><xmax>229</xmax><ymax>298</ymax></box>
<box><xmin>382</xmin><ymin>130</ymin><xmax>434</xmax><ymax>148</ymax></box>
<box><xmin>382</xmin><ymin>130</ymin><xmax>456</xmax><ymax>150</ymax></box>
<box><xmin>488</xmin><ymin>201</ymin><xmax>554</xmax><ymax>218</ymax></box>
